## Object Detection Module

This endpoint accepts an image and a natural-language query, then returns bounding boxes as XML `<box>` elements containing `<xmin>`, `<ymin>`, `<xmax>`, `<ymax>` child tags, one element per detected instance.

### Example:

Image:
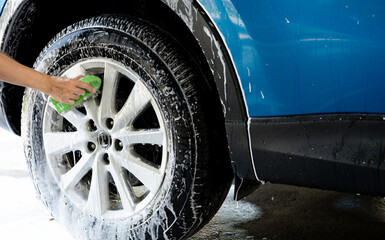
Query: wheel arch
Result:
<box><xmin>0</xmin><ymin>0</ymin><xmax>254</xmax><ymax>182</ymax></box>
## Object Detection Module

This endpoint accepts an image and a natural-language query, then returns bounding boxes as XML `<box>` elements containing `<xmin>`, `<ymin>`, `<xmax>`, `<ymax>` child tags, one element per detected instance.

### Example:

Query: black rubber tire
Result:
<box><xmin>22</xmin><ymin>16</ymin><xmax>232</xmax><ymax>239</ymax></box>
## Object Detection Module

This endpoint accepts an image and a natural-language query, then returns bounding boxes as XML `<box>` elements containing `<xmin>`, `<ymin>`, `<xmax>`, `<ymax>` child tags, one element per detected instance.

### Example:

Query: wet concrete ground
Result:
<box><xmin>192</xmin><ymin>184</ymin><xmax>385</xmax><ymax>240</ymax></box>
<box><xmin>1</xmin><ymin>128</ymin><xmax>385</xmax><ymax>239</ymax></box>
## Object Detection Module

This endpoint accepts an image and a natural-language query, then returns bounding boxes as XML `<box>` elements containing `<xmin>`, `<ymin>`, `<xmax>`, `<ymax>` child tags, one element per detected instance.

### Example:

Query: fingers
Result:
<box><xmin>72</xmin><ymin>86</ymin><xmax>86</xmax><ymax>96</ymax></box>
<box><xmin>72</xmin><ymin>75</ymin><xmax>96</xmax><ymax>93</ymax></box>
<box><xmin>65</xmin><ymin>99</ymin><xmax>75</xmax><ymax>105</ymax></box>
<box><xmin>48</xmin><ymin>75</ymin><xmax>97</xmax><ymax>105</ymax></box>
<box><xmin>76</xmin><ymin>80</ymin><xmax>96</xmax><ymax>93</ymax></box>
<box><xmin>62</xmin><ymin>78</ymin><xmax>95</xmax><ymax>104</ymax></box>
<box><xmin>74</xmin><ymin>74</ymin><xmax>86</xmax><ymax>80</ymax></box>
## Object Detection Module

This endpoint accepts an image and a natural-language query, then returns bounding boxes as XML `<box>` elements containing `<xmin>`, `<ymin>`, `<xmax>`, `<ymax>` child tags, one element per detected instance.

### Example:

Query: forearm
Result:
<box><xmin>0</xmin><ymin>52</ymin><xmax>95</xmax><ymax>105</ymax></box>
<box><xmin>0</xmin><ymin>53</ymin><xmax>50</xmax><ymax>94</ymax></box>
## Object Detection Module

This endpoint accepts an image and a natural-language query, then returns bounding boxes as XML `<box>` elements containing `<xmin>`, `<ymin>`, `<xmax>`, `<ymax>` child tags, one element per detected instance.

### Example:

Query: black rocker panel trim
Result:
<box><xmin>249</xmin><ymin>114</ymin><xmax>385</xmax><ymax>197</ymax></box>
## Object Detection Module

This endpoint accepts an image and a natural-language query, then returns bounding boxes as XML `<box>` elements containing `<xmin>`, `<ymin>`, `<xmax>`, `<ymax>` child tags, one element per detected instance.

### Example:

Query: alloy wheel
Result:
<box><xmin>42</xmin><ymin>59</ymin><xmax>169</xmax><ymax>219</ymax></box>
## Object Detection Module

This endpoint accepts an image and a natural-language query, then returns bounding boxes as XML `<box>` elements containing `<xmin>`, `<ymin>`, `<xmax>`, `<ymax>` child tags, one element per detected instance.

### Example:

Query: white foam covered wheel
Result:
<box><xmin>21</xmin><ymin>16</ymin><xmax>232</xmax><ymax>239</ymax></box>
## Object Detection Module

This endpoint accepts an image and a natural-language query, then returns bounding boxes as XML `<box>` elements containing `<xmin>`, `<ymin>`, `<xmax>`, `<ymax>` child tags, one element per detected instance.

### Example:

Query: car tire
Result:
<box><xmin>21</xmin><ymin>16</ymin><xmax>232</xmax><ymax>239</ymax></box>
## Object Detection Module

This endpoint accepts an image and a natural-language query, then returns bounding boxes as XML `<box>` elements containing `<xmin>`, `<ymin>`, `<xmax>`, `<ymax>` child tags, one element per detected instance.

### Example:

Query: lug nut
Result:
<box><xmin>87</xmin><ymin>142</ymin><xmax>96</xmax><ymax>152</ymax></box>
<box><xmin>87</xmin><ymin>120</ymin><xmax>97</xmax><ymax>132</ymax></box>
<box><xmin>106</xmin><ymin>118</ymin><xmax>114</xmax><ymax>129</ymax></box>
<box><xmin>103</xmin><ymin>153</ymin><xmax>110</xmax><ymax>165</ymax></box>
<box><xmin>115</xmin><ymin>139</ymin><xmax>123</xmax><ymax>151</ymax></box>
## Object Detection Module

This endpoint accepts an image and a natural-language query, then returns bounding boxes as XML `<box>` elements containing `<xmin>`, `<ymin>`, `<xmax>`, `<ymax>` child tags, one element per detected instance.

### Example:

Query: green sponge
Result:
<box><xmin>51</xmin><ymin>75</ymin><xmax>102</xmax><ymax>114</ymax></box>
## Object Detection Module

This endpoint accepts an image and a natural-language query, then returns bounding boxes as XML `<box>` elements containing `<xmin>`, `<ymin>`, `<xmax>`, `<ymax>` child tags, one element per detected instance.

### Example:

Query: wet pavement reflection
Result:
<box><xmin>192</xmin><ymin>184</ymin><xmax>385</xmax><ymax>240</ymax></box>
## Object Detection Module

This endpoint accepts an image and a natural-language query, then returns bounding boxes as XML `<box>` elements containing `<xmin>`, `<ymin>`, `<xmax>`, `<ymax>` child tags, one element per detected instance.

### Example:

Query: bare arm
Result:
<box><xmin>0</xmin><ymin>53</ymin><xmax>95</xmax><ymax>105</ymax></box>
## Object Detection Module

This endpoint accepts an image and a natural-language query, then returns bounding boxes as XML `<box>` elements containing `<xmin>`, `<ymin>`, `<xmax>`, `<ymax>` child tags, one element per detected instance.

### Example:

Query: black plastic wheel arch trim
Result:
<box><xmin>160</xmin><ymin>0</ymin><xmax>256</xmax><ymax>180</ymax></box>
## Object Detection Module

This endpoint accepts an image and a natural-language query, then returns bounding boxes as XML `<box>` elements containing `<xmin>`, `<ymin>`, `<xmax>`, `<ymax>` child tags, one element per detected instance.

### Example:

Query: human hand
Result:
<box><xmin>47</xmin><ymin>75</ymin><xmax>96</xmax><ymax>105</ymax></box>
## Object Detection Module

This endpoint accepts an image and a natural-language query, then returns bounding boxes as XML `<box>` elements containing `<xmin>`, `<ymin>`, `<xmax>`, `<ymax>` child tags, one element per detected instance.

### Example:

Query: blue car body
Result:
<box><xmin>0</xmin><ymin>0</ymin><xmax>5</xmax><ymax>15</ymax></box>
<box><xmin>199</xmin><ymin>0</ymin><xmax>385</xmax><ymax>117</ymax></box>
<box><xmin>1</xmin><ymin>0</ymin><xmax>385</xmax><ymax>199</ymax></box>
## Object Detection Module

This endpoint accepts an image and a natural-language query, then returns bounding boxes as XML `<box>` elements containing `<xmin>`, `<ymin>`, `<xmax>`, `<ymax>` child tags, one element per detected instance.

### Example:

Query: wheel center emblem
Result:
<box><xmin>98</xmin><ymin>132</ymin><xmax>112</xmax><ymax>148</ymax></box>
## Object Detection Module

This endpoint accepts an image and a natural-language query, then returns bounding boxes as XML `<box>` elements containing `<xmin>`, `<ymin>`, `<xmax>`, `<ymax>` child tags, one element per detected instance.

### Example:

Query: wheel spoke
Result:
<box><xmin>118</xmin><ymin>129</ymin><xmax>165</xmax><ymax>146</ymax></box>
<box><xmin>63</xmin><ymin>64</ymin><xmax>86</xmax><ymax>78</ymax></box>
<box><xmin>108</xmin><ymin>157</ymin><xmax>136</xmax><ymax>211</ymax></box>
<box><xmin>85</xmin><ymin>160</ymin><xmax>109</xmax><ymax>218</ymax></box>
<box><xmin>61</xmin><ymin>108</ymin><xmax>88</xmax><ymax>130</ymax></box>
<box><xmin>118</xmin><ymin>151</ymin><xmax>162</xmax><ymax>194</ymax></box>
<box><xmin>44</xmin><ymin>131</ymin><xmax>87</xmax><ymax>156</ymax></box>
<box><xmin>83</xmin><ymin>98</ymin><xmax>99</xmax><ymax>124</ymax></box>
<box><xmin>99</xmin><ymin>63</ymin><xmax>119</xmax><ymax>118</ymax></box>
<box><xmin>113</xmin><ymin>81</ymin><xmax>152</xmax><ymax>131</ymax></box>
<box><xmin>60</xmin><ymin>152</ymin><xmax>95</xmax><ymax>190</ymax></box>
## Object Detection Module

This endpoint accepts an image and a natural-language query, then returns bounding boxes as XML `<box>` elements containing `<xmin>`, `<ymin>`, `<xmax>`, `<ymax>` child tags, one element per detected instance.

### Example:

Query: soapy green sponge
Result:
<box><xmin>51</xmin><ymin>75</ymin><xmax>102</xmax><ymax>114</ymax></box>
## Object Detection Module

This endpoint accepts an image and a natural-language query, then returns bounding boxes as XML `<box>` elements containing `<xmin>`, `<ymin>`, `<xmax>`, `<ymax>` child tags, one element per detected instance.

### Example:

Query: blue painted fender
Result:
<box><xmin>198</xmin><ymin>0</ymin><xmax>385</xmax><ymax>117</ymax></box>
<box><xmin>0</xmin><ymin>0</ymin><xmax>6</xmax><ymax>15</ymax></box>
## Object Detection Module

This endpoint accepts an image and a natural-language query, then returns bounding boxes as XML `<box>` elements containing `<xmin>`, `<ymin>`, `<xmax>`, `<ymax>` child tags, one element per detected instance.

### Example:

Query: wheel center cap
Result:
<box><xmin>98</xmin><ymin>132</ymin><xmax>112</xmax><ymax>149</ymax></box>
